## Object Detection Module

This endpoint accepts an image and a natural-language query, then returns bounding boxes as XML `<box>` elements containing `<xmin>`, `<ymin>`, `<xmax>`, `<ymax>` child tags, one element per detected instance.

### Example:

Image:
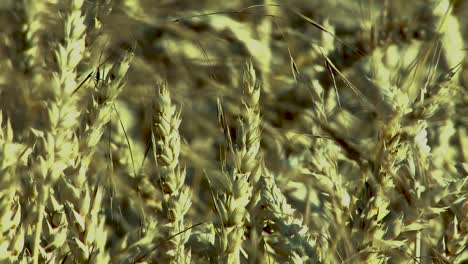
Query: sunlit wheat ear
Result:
<box><xmin>249</xmin><ymin>64</ymin><xmax>329</xmax><ymax>263</ymax></box>
<box><xmin>58</xmin><ymin>51</ymin><xmax>133</xmax><ymax>263</ymax></box>
<box><xmin>240</xmin><ymin>62</ymin><xmax>269</xmax><ymax>261</ymax></box>
<box><xmin>353</xmin><ymin>46</ymin><xmax>440</xmax><ymax>262</ymax></box>
<box><xmin>62</xmin><ymin>186</ymin><xmax>110</xmax><ymax>263</ymax></box>
<box><xmin>30</xmin><ymin>0</ymin><xmax>89</xmax><ymax>262</ymax></box>
<box><xmin>254</xmin><ymin>166</ymin><xmax>319</xmax><ymax>263</ymax></box>
<box><xmin>210</xmin><ymin>61</ymin><xmax>263</xmax><ymax>263</ymax></box>
<box><xmin>240</xmin><ymin>62</ymin><xmax>262</xmax><ymax>175</ymax></box>
<box><xmin>150</xmin><ymin>82</ymin><xmax>192</xmax><ymax>263</ymax></box>
<box><xmin>0</xmin><ymin>113</ymin><xmax>31</xmax><ymax>262</ymax></box>
<box><xmin>80</xmin><ymin>51</ymin><xmax>134</xmax><ymax>165</ymax></box>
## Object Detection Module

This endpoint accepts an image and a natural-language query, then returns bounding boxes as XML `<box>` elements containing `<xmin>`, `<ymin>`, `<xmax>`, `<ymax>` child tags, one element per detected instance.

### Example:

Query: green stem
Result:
<box><xmin>32</xmin><ymin>186</ymin><xmax>49</xmax><ymax>264</ymax></box>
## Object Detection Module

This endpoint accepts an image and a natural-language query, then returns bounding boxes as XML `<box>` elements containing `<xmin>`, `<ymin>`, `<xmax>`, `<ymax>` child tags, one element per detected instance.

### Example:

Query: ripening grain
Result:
<box><xmin>0</xmin><ymin>0</ymin><xmax>466</xmax><ymax>263</ymax></box>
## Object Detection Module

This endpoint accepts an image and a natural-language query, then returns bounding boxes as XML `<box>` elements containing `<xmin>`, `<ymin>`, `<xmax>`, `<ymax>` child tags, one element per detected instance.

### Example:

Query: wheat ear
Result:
<box><xmin>0</xmin><ymin>113</ymin><xmax>32</xmax><ymax>262</ymax></box>
<box><xmin>212</xmin><ymin>62</ymin><xmax>262</xmax><ymax>263</ymax></box>
<box><xmin>30</xmin><ymin>0</ymin><xmax>87</xmax><ymax>262</ymax></box>
<box><xmin>151</xmin><ymin>83</ymin><xmax>192</xmax><ymax>263</ymax></box>
<box><xmin>58</xmin><ymin>52</ymin><xmax>133</xmax><ymax>263</ymax></box>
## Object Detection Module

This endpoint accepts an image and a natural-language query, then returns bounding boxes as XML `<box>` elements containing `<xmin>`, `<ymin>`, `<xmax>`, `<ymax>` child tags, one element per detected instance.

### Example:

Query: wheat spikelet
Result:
<box><xmin>350</xmin><ymin>44</ymin><xmax>457</xmax><ymax>262</ymax></box>
<box><xmin>29</xmin><ymin>0</ymin><xmax>88</xmax><ymax>262</ymax></box>
<box><xmin>238</xmin><ymin>62</ymin><xmax>262</xmax><ymax>185</ymax></box>
<box><xmin>0</xmin><ymin>113</ymin><xmax>31</xmax><ymax>262</ymax></box>
<box><xmin>301</xmin><ymin>142</ymin><xmax>352</xmax><ymax>263</ymax></box>
<box><xmin>336</xmin><ymin>47</ymin><xmax>408</xmax><ymax>262</ymax></box>
<box><xmin>254</xmin><ymin>166</ymin><xmax>319</xmax><ymax>263</ymax></box>
<box><xmin>150</xmin><ymin>83</ymin><xmax>192</xmax><ymax>263</ymax></box>
<box><xmin>39</xmin><ymin>52</ymin><xmax>133</xmax><ymax>262</ymax></box>
<box><xmin>79</xmin><ymin>51</ymin><xmax>133</xmax><ymax>166</ymax></box>
<box><xmin>213</xmin><ymin>62</ymin><xmax>262</xmax><ymax>263</ymax></box>
<box><xmin>250</xmin><ymin>76</ymin><xmax>322</xmax><ymax>263</ymax></box>
<box><xmin>57</xmin><ymin>52</ymin><xmax>133</xmax><ymax>263</ymax></box>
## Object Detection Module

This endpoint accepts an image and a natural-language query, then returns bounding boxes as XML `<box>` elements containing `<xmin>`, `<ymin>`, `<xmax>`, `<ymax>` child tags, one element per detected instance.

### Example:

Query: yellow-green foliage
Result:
<box><xmin>0</xmin><ymin>0</ymin><xmax>467</xmax><ymax>263</ymax></box>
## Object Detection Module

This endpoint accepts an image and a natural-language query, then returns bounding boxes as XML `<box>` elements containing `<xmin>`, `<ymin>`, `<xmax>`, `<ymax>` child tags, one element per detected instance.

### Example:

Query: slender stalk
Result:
<box><xmin>32</xmin><ymin>187</ymin><xmax>48</xmax><ymax>264</ymax></box>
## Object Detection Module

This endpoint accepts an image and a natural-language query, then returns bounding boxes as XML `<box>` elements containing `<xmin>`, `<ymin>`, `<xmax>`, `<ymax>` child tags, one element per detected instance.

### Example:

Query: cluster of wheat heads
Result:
<box><xmin>0</xmin><ymin>0</ymin><xmax>467</xmax><ymax>263</ymax></box>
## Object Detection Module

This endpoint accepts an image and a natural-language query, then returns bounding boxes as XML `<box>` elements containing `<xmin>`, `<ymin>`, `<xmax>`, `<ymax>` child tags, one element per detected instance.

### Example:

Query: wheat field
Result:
<box><xmin>0</xmin><ymin>0</ymin><xmax>467</xmax><ymax>263</ymax></box>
